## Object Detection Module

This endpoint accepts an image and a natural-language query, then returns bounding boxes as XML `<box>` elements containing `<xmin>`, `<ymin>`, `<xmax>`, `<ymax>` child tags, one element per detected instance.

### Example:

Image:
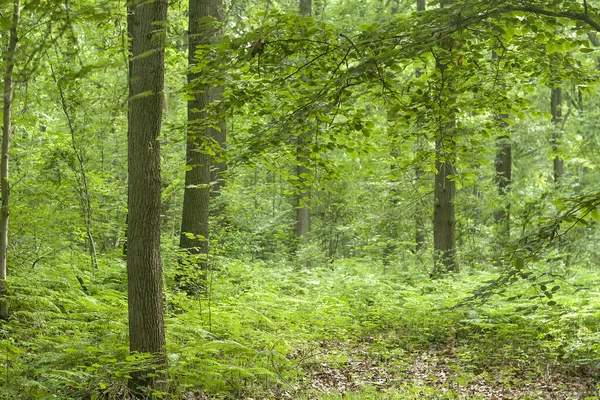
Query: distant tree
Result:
<box><xmin>126</xmin><ymin>0</ymin><xmax>167</xmax><ymax>392</ymax></box>
<box><xmin>551</xmin><ymin>86</ymin><xmax>564</xmax><ymax>182</ymax></box>
<box><xmin>0</xmin><ymin>0</ymin><xmax>20</xmax><ymax>320</ymax></box>
<box><xmin>494</xmin><ymin>121</ymin><xmax>511</xmax><ymax>237</ymax></box>
<box><xmin>296</xmin><ymin>0</ymin><xmax>312</xmax><ymax>246</ymax></box>
<box><xmin>414</xmin><ymin>0</ymin><xmax>427</xmax><ymax>253</ymax></box>
<box><xmin>493</xmin><ymin>53</ymin><xmax>511</xmax><ymax>238</ymax></box>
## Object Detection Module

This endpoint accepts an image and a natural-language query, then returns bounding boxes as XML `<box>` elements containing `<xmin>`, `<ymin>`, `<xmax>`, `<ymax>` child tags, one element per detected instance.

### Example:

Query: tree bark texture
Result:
<box><xmin>551</xmin><ymin>87</ymin><xmax>563</xmax><ymax>182</ymax></box>
<box><xmin>433</xmin><ymin>134</ymin><xmax>458</xmax><ymax>273</ymax></box>
<box><xmin>0</xmin><ymin>0</ymin><xmax>20</xmax><ymax>320</ymax></box>
<box><xmin>180</xmin><ymin>0</ymin><xmax>225</xmax><ymax>269</ymax></box>
<box><xmin>180</xmin><ymin>0</ymin><xmax>211</xmax><ymax>265</ymax></box>
<box><xmin>126</xmin><ymin>0</ymin><xmax>167</xmax><ymax>373</ymax></box>
<box><xmin>208</xmin><ymin>0</ymin><xmax>227</xmax><ymax>211</ymax></box>
<box><xmin>433</xmin><ymin>0</ymin><xmax>458</xmax><ymax>274</ymax></box>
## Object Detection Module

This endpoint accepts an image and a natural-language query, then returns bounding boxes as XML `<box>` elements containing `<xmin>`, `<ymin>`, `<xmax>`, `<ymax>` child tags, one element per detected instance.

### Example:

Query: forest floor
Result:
<box><xmin>281</xmin><ymin>338</ymin><xmax>597</xmax><ymax>399</ymax></box>
<box><xmin>4</xmin><ymin>256</ymin><xmax>600</xmax><ymax>399</ymax></box>
<box><xmin>198</xmin><ymin>259</ymin><xmax>600</xmax><ymax>399</ymax></box>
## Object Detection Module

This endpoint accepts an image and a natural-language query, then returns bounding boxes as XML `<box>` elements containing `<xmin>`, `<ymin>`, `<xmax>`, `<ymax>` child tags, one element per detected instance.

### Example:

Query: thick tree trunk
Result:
<box><xmin>126</xmin><ymin>0</ymin><xmax>167</xmax><ymax>393</ymax></box>
<box><xmin>0</xmin><ymin>0</ymin><xmax>20</xmax><ymax>320</ymax></box>
<box><xmin>551</xmin><ymin>87</ymin><xmax>563</xmax><ymax>182</ymax></box>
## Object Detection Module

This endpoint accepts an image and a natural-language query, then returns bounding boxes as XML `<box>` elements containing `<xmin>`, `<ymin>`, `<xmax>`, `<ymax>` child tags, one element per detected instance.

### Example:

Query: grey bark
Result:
<box><xmin>126</xmin><ymin>0</ymin><xmax>167</xmax><ymax>392</ymax></box>
<box><xmin>0</xmin><ymin>0</ymin><xmax>20</xmax><ymax>320</ymax></box>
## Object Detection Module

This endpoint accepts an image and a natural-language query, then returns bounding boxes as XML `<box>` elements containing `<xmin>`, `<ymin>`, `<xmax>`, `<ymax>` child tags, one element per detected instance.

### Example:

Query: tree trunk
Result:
<box><xmin>300</xmin><ymin>0</ymin><xmax>312</xmax><ymax>16</ymax></box>
<box><xmin>492</xmin><ymin>50</ymin><xmax>511</xmax><ymax>237</ymax></box>
<box><xmin>494</xmin><ymin>128</ymin><xmax>511</xmax><ymax>236</ymax></box>
<box><xmin>0</xmin><ymin>0</ymin><xmax>20</xmax><ymax>320</ymax></box>
<box><xmin>433</xmin><ymin>0</ymin><xmax>458</xmax><ymax>274</ymax></box>
<box><xmin>180</xmin><ymin>0</ymin><xmax>224</xmax><ymax>288</ymax></box>
<box><xmin>126</xmin><ymin>0</ymin><xmax>167</xmax><ymax>393</ymax></box>
<box><xmin>209</xmin><ymin>0</ymin><xmax>227</xmax><ymax>214</ymax></box>
<box><xmin>180</xmin><ymin>0</ymin><xmax>212</xmax><ymax>279</ymax></box>
<box><xmin>414</xmin><ymin>0</ymin><xmax>426</xmax><ymax>252</ymax></box>
<box><xmin>296</xmin><ymin>0</ymin><xmax>312</xmax><ymax>246</ymax></box>
<box><xmin>296</xmin><ymin>153</ymin><xmax>311</xmax><ymax>243</ymax></box>
<box><xmin>433</xmin><ymin>131</ymin><xmax>458</xmax><ymax>273</ymax></box>
<box><xmin>551</xmin><ymin>87</ymin><xmax>563</xmax><ymax>182</ymax></box>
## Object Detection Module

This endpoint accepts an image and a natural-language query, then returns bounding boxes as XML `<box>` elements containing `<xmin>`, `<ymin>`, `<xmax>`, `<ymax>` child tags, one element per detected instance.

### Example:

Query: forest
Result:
<box><xmin>2</xmin><ymin>0</ymin><xmax>600</xmax><ymax>398</ymax></box>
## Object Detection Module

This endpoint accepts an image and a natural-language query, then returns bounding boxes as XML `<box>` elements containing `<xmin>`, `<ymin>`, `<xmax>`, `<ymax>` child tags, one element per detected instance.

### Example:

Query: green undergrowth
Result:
<box><xmin>1</xmin><ymin>251</ymin><xmax>600</xmax><ymax>398</ymax></box>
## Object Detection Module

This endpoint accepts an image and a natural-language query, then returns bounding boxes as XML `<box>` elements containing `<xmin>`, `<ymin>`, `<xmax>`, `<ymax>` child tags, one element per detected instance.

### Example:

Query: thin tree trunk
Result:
<box><xmin>126</xmin><ymin>0</ymin><xmax>167</xmax><ymax>393</ymax></box>
<box><xmin>51</xmin><ymin>63</ymin><xmax>99</xmax><ymax>269</ymax></box>
<box><xmin>295</xmin><ymin>152</ymin><xmax>311</xmax><ymax>243</ymax></box>
<box><xmin>296</xmin><ymin>0</ymin><xmax>312</xmax><ymax>247</ymax></box>
<box><xmin>414</xmin><ymin>0</ymin><xmax>426</xmax><ymax>252</ymax></box>
<box><xmin>551</xmin><ymin>87</ymin><xmax>563</xmax><ymax>182</ymax></box>
<box><xmin>0</xmin><ymin>0</ymin><xmax>20</xmax><ymax>320</ymax></box>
